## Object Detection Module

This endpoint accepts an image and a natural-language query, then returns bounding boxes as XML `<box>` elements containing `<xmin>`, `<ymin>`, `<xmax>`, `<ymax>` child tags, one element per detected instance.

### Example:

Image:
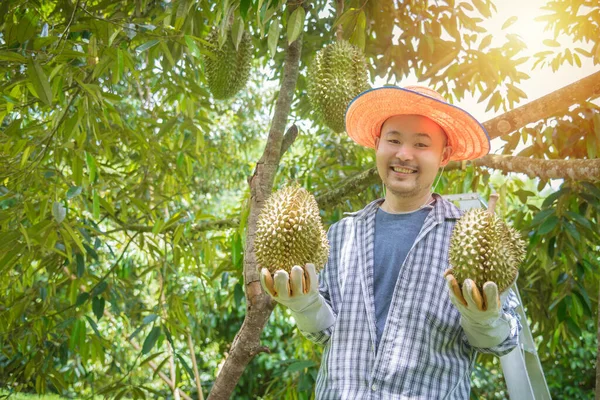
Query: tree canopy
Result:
<box><xmin>0</xmin><ymin>0</ymin><xmax>599</xmax><ymax>398</ymax></box>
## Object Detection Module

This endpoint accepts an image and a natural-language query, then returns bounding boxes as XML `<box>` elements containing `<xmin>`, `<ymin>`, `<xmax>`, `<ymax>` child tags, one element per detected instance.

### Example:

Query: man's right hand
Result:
<box><xmin>259</xmin><ymin>263</ymin><xmax>336</xmax><ymax>333</ymax></box>
<box><xmin>259</xmin><ymin>264</ymin><xmax>320</xmax><ymax>313</ymax></box>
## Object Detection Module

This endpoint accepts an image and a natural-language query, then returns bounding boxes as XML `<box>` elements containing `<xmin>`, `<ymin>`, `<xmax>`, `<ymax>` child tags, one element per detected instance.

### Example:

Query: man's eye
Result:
<box><xmin>388</xmin><ymin>139</ymin><xmax>400</xmax><ymax>144</ymax></box>
<box><xmin>415</xmin><ymin>143</ymin><xmax>429</xmax><ymax>148</ymax></box>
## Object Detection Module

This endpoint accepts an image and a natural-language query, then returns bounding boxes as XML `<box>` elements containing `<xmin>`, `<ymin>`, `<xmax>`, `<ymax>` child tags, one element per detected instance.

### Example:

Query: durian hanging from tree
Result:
<box><xmin>448</xmin><ymin>195</ymin><xmax>527</xmax><ymax>293</ymax></box>
<box><xmin>307</xmin><ymin>40</ymin><xmax>371</xmax><ymax>133</ymax></box>
<box><xmin>203</xmin><ymin>26</ymin><xmax>253</xmax><ymax>100</ymax></box>
<box><xmin>254</xmin><ymin>184</ymin><xmax>330</xmax><ymax>274</ymax></box>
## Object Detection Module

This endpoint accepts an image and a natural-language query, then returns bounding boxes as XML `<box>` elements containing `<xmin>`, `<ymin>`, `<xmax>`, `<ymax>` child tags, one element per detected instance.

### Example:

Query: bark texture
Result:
<box><xmin>206</xmin><ymin>3</ymin><xmax>305</xmax><ymax>398</ymax></box>
<box><xmin>469</xmin><ymin>155</ymin><xmax>600</xmax><ymax>180</ymax></box>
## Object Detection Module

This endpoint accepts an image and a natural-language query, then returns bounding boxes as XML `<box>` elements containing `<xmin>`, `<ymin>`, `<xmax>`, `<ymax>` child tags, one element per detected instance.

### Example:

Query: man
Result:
<box><xmin>260</xmin><ymin>86</ymin><xmax>521</xmax><ymax>399</ymax></box>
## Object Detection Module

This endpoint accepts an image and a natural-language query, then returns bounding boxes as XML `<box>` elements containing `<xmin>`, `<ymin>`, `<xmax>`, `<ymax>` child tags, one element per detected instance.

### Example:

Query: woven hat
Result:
<box><xmin>344</xmin><ymin>86</ymin><xmax>490</xmax><ymax>161</ymax></box>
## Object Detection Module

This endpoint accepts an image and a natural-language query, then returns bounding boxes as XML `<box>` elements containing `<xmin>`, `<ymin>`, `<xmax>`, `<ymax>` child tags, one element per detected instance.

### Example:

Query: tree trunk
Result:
<box><xmin>206</xmin><ymin>3</ymin><xmax>305</xmax><ymax>398</ymax></box>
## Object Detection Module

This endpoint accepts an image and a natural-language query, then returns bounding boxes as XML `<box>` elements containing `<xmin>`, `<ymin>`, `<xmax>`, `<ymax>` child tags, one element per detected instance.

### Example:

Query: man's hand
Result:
<box><xmin>444</xmin><ymin>268</ymin><xmax>511</xmax><ymax>348</ymax></box>
<box><xmin>260</xmin><ymin>264</ymin><xmax>318</xmax><ymax>313</ymax></box>
<box><xmin>259</xmin><ymin>263</ymin><xmax>335</xmax><ymax>333</ymax></box>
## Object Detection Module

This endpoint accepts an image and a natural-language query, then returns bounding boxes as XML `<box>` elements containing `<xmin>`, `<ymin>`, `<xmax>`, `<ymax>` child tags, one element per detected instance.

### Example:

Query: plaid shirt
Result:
<box><xmin>301</xmin><ymin>195</ymin><xmax>521</xmax><ymax>399</ymax></box>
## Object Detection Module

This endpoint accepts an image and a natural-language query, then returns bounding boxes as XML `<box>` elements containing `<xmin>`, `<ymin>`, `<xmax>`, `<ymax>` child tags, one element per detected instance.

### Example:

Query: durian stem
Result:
<box><xmin>487</xmin><ymin>193</ymin><xmax>499</xmax><ymax>215</ymax></box>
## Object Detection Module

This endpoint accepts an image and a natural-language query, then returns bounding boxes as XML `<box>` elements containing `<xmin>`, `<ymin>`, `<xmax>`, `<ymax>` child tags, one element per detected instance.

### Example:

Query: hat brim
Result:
<box><xmin>344</xmin><ymin>87</ymin><xmax>490</xmax><ymax>161</ymax></box>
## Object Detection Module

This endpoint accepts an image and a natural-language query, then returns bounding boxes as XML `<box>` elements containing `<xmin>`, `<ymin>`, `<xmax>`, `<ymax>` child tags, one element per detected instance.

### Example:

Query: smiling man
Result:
<box><xmin>260</xmin><ymin>86</ymin><xmax>522</xmax><ymax>399</ymax></box>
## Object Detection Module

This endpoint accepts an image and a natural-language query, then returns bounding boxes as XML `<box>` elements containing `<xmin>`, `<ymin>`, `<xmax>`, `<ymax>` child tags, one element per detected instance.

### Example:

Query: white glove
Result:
<box><xmin>444</xmin><ymin>269</ymin><xmax>511</xmax><ymax>348</ymax></box>
<box><xmin>260</xmin><ymin>263</ymin><xmax>335</xmax><ymax>333</ymax></box>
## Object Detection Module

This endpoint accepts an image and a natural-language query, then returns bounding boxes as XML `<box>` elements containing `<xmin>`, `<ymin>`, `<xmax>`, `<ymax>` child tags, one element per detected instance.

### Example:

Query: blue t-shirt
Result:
<box><xmin>373</xmin><ymin>205</ymin><xmax>432</xmax><ymax>348</ymax></box>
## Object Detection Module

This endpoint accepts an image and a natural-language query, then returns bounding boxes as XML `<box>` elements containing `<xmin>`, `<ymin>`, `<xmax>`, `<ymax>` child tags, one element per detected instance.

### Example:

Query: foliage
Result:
<box><xmin>0</xmin><ymin>0</ymin><xmax>599</xmax><ymax>398</ymax></box>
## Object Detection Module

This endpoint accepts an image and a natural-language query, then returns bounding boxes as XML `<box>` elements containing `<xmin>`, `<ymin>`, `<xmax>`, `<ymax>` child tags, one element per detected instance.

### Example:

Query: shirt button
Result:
<box><xmin>371</xmin><ymin>383</ymin><xmax>378</xmax><ymax>391</ymax></box>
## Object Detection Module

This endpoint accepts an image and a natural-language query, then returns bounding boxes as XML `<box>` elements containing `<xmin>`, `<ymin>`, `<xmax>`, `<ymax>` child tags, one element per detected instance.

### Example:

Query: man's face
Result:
<box><xmin>375</xmin><ymin>114</ymin><xmax>452</xmax><ymax>198</ymax></box>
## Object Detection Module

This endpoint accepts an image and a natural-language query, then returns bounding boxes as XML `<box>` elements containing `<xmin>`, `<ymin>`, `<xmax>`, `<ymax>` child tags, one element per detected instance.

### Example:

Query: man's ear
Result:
<box><xmin>374</xmin><ymin>136</ymin><xmax>380</xmax><ymax>150</ymax></box>
<box><xmin>440</xmin><ymin>146</ymin><xmax>453</xmax><ymax>166</ymax></box>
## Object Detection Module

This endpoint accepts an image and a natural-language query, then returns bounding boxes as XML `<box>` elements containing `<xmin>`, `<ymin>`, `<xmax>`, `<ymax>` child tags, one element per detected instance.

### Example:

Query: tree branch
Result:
<box><xmin>187</xmin><ymin>333</ymin><xmax>205</xmax><ymax>400</ymax></box>
<box><xmin>459</xmin><ymin>154</ymin><xmax>600</xmax><ymax>181</ymax></box>
<box><xmin>484</xmin><ymin>70</ymin><xmax>600</xmax><ymax>140</ymax></box>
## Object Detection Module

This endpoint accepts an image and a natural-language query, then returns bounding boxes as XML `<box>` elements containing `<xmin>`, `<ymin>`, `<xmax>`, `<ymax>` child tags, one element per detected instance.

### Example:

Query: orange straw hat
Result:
<box><xmin>344</xmin><ymin>86</ymin><xmax>490</xmax><ymax>161</ymax></box>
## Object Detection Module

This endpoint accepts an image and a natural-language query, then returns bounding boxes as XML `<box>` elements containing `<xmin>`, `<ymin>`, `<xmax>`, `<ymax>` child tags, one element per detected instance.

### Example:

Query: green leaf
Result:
<box><xmin>543</xmin><ymin>39</ymin><xmax>561</xmax><ymax>47</ymax></box>
<box><xmin>286</xmin><ymin>360</ymin><xmax>316</xmax><ymax>373</ymax></box>
<box><xmin>536</xmin><ymin>215</ymin><xmax>558</xmax><ymax>235</ymax></box>
<box><xmin>478</xmin><ymin>34</ymin><xmax>492</xmax><ymax>51</ymax></box>
<box><xmin>143</xmin><ymin>314</ymin><xmax>158</xmax><ymax>325</ymax></box>
<box><xmin>176</xmin><ymin>353</ymin><xmax>196</xmax><ymax>381</ymax></box>
<box><xmin>75</xmin><ymin>292</ymin><xmax>90</xmax><ymax>306</ymax></box>
<box><xmin>142</xmin><ymin>326</ymin><xmax>161</xmax><ymax>354</ymax></box>
<box><xmin>287</xmin><ymin>6</ymin><xmax>305</xmax><ymax>45</ymax></box>
<box><xmin>76</xmin><ymin>253</ymin><xmax>85</xmax><ymax>277</ymax></box>
<box><xmin>581</xmin><ymin>182</ymin><xmax>600</xmax><ymax>200</ymax></box>
<box><xmin>184</xmin><ymin>35</ymin><xmax>201</xmax><ymax>59</ymax></box>
<box><xmin>501</xmin><ymin>16</ymin><xmax>518</xmax><ymax>30</ymax></box>
<box><xmin>542</xmin><ymin>187</ymin><xmax>569</xmax><ymax>208</ymax></box>
<box><xmin>135</xmin><ymin>40</ymin><xmax>160</xmax><ymax>53</ymax></box>
<box><xmin>91</xmin><ymin>281</ymin><xmax>108</xmax><ymax>297</ymax></box>
<box><xmin>93</xmin><ymin>190</ymin><xmax>100</xmax><ymax>220</ymax></box>
<box><xmin>69</xmin><ymin>319</ymin><xmax>86</xmax><ymax>351</ymax></box>
<box><xmin>268</xmin><ymin>20</ymin><xmax>281</xmax><ymax>58</ymax></box>
<box><xmin>67</xmin><ymin>186</ymin><xmax>82</xmax><ymax>199</ymax></box>
<box><xmin>564</xmin><ymin>317</ymin><xmax>582</xmax><ymax>337</ymax></box>
<box><xmin>27</xmin><ymin>57</ymin><xmax>53</xmax><ymax>106</ymax></box>
<box><xmin>234</xmin><ymin>282</ymin><xmax>244</xmax><ymax>308</ymax></box>
<box><xmin>0</xmin><ymin>50</ymin><xmax>27</xmax><ymax>63</ymax></box>
<box><xmin>52</xmin><ymin>201</ymin><xmax>66</xmax><ymax>223</ymax></box>
<box><xmin>85</xmin><ymin>315</ymin><xmax>104</xmax><ymax>338</ymax></box>
<box><xmin>85</xmin><ymin>152</ymin><xmax>97</xmax><ymax>183</ymax></box>
<box><xmin>471</xmin><ymin>0</ymin><xmax>492</xmax><ymax>18</ymax></box>
<box><xmin>349</xmin><ymin>10</ymin><xmax>366</xmax><ymax>51</ymax></box>
<box><xmin>92</xmin><ymin>296</ymin><xmax>105</xmax><ymax>321</ymax></box>
<box><xmin>565</xmin><ymin>210</ymin><xmax>592</xmax><ymax>230</ymax></box>
<box><xmin>231</xmin><ymin>17</ymin><xmax>244</xmax><ymax>51</ymax></box>
<box><xmin>140</xmin><ymin>352</ymin><xmax>165</xmax><ymax>367</ymax></box>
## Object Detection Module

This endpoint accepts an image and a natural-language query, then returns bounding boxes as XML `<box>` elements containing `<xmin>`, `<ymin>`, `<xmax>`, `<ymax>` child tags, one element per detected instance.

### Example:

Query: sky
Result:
<box><xmin>373</xmin><ymin>0</ymin><xmax>600</xmax><ymax>154</ymax></box>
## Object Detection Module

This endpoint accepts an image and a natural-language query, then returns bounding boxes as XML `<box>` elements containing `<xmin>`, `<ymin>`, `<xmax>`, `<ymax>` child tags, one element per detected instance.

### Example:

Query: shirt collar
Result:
<box><xmin>344</xmin><ymin>193</ymin><xmax>462</xmax><ymax>222</ymax></box>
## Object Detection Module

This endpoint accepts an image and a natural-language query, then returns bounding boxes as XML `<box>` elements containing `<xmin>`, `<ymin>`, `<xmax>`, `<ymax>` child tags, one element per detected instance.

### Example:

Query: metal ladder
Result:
<box><xmin>443</xmin><ymin>193</ymin><xmax>552</xmax><ymax>400</ymax></box>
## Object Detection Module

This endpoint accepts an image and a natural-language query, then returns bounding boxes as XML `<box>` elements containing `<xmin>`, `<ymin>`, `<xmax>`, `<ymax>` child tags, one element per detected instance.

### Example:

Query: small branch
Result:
<box><xmin>280</xmin><ymin>124</ymin><xmax>299</xmax><ymax>156</ymax></box>
<box><xmin>187</xmin><ymin>333</ymin><xmax>205</xmax><ymax>400</ymax></box>
<box><xmin>56</xmin><ymin>0</ymin><xmax>82</xmax><ymax>49</ymax></box>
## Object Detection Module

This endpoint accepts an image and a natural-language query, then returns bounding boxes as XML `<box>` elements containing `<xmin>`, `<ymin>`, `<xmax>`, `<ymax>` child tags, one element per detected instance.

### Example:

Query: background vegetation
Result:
<box><xmin>0</xmin><ymin>0</ymin><xmax>599</xmax><ymax>398</ymax></box>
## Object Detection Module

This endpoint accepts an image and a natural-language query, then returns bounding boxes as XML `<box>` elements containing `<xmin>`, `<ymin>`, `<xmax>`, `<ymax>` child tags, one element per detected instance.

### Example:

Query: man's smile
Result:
<box><xmin>390</xmin><ymin>166</ymin><xmax>417</xmax><ymax>174</ymax></box>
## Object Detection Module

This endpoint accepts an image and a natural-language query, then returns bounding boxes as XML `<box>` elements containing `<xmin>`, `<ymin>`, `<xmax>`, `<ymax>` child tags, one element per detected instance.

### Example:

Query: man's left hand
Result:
<box><xmin>444</xmin><ymin>268</ymin><xmax>511</xmax><ymax>348</ymax></box>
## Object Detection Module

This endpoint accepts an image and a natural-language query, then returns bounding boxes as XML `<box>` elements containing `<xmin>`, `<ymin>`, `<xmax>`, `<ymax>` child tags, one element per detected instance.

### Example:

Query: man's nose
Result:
<box><xmin>395</xmin><ymin>145</ymin><xmax>414</xmax><ymax>160</ymax></box>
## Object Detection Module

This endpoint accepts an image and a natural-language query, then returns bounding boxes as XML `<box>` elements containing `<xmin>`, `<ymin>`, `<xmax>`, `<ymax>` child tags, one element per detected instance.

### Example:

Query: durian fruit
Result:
<box><xmin>449</xmin><ymin>208</ymin><xmax>526</xmax><ymax>293</ymax></box>
<box><xmin>307</xmin><ymin>40</ymin><xmax>370</xmax><ymax>133</ymax></box>
<box><xmin>203</xmin><ymin>28</ymin><xmax>253</xmax><ymax>100</ymax></box>
<box><xmin>255</xmin><ymin>184</ymin><xmax>330</xmax><ymax>274</ymax></box>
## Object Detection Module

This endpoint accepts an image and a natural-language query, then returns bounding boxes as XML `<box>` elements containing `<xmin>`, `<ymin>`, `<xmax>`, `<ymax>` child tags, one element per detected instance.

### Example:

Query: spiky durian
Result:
<box><xmin>449</xmin><ymin>208</ymin><xmax>526</xmax><ymax>293</ymax></box>
<box><xmin>204</xmin><ymin>28</ymin><xmax>253</xmax><ymax>99</ymax></box>
<box><xmin>255</xmin><ymin>184</ymin><xmax>330</xmax><ymax>274</ymax></box>
<box><xmin>307</xmin><ymin>40</ymin><xmax>370</xmax><ymax>133</ymax></box>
